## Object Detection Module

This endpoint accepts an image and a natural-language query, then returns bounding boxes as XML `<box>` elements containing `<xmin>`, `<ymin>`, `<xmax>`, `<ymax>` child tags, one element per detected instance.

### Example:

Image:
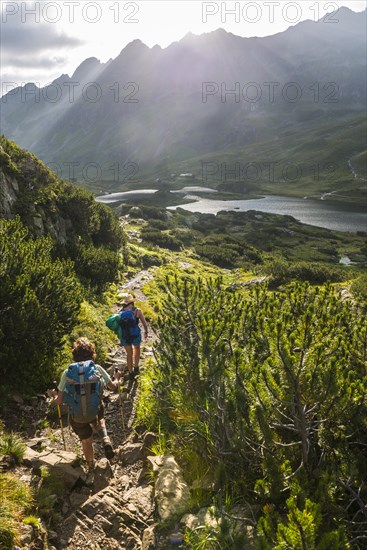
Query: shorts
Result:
<box><xmin>120</xmin><ymin>333</ymin><xmax>142</xmax><ymax>347</ymax></box>
<box><xmin>70</xmin><ymin>403</ymin><xmax>104</xmax><ymax>440</ymax></box>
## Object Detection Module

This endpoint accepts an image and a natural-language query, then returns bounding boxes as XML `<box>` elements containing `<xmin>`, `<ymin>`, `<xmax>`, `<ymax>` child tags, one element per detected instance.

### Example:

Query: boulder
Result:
<box><xmin>181</xmin><ymin>506</ymin><xmax>221</xmax><ymax>531</ymax></box>
<box><xmin>142</xmin><ymin>525</ymin><xmax>157</xmax><ymax>549</ymax></box>
<box><xmin>120</xmin><ymin>442</ymin><xmax>142</xmax><ymax>465</ymax></box>
<box><xmin>24</xmin><ymin>448</ymin><xmax>83</xmax><ymax>489</ymax></box>
<box><xmin>93</xmin><ymin>458</ymin><xmax>114</xmax><ymax>492</ymax></box>
<box><xmin>122</xmin><ymin>485</ymin><xmax>154</xmax><ymax>519</ymax></box>
<box><xmin>148</xmin><ymin>455</ymin><xmax>190</xmax><ymax>521</ymax></box>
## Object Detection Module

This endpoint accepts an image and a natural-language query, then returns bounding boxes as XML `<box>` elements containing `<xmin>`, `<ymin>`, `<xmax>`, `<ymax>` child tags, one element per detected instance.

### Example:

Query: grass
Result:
<box><xmin>148</xmin><ymin>113</ymin><xmax>367</xmax><ymax>204</ymax></box>
<box><xmin>0</xmin><ymin>473</ymin><xmax>33</xmax><ymax>550</ymax></box>
<box><xmin>0</xmin><ymin>430</ymin><xmax>26</xmax><ymax>464</ymax></box>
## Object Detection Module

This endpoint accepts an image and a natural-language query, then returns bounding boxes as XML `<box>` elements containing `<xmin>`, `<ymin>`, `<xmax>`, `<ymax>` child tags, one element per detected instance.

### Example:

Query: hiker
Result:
<box><xmin>119</xmin><ymin>294</ymin><xmax>148</xmax><ymax>382</ymax></box>
<box><xmin>51</xmin><ymin>337</ymin><xmax>121</xmax><ymax>472</ymax></box>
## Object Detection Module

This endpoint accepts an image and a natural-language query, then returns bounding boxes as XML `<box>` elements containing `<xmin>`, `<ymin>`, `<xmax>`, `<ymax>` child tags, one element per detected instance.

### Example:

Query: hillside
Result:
<box><xmin>0</xmin><ymin>136</ymin><xmax>124</xmax><ymax>246</ymax></box>
<box><xmin>1</xmin><ymin>8</ymin><xmax>366</xmax><ymax>198</ymax></box>
<box><xmin>0</xmin><ymin>137</ymin><xmax>126</xmax><ymax>399</ymax></box>
<box><xmin>1</xmin><ymin>216</ymin><xmax>367</xmax><ymax>549</ymax></box>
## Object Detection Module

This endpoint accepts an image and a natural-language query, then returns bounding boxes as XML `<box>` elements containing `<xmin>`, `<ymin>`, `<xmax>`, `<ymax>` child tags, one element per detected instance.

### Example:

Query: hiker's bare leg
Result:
<box><xmin>96</xmin><ymin>418</ymin><xmax>108</xmax><ymax>440</ymax></box>
<box><xmin>81</xmin><ymin>435</ymin><xmax>94</xmax><ymax>467</ymax></box>
<box><xmin>124</xmin><ymin>345</ymin><xmax>133</xmax><ymax>372</ymax></box>
<box><xmin>95</xmin><ymin>418</ymin><xmax>114</xmax><ymax>458</ymax></box>
<box><xmin>133</xmin><ymin>345</ymin><xmax>140</xmax><ymax>369</ymax></box>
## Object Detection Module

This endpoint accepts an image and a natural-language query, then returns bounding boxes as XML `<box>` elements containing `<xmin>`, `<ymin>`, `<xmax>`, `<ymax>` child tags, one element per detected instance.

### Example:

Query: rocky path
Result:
<box><xmin>3</xmin><ymin>268</ymin><xmax>164</xmax><ymax>550</ymax></box>
<box><xmin>52</xmin><ymin>269</ymin><xmax>159</xmax><ymax>549</ymax></box>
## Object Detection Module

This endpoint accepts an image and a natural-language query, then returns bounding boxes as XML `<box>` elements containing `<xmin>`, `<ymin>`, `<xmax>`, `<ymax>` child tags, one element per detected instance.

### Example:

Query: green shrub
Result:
<box><xmin>262</xmin><ymin>257</ymin><xmax>347</xmax><ymax>286</ymax></box>
<box><xmin>141</xmin><ymin>228</ymin><xmax>182</xmax><ymax>251</ymax></box>
<box><xmin>0</xmin><ymin>217</ymin><xmax>83</xmax><ymax>392</ymax></box>
<box><xmin>54</xmin><ymin>297</ymin><xmax>117</xmax><ymax>378</ymax></box>
<box><xmin>350</xmin><ymin>273</ymin><xmax>367</xmax><ymax>298</ymax></box>
<box><xmin>195</xmin><ymin>244</ymin><xmax>240</xmax><ymax>268</ymax></box>
<box><xmin>149</xmin><ymin>219</ymin><xmax>171</xmax><ymax>231</ymax></box>
<box><xmin>146</xmin><ymin>276</ymin><xmax>367</xmax><ymax>544</ymax></box>
<box><xmin>141</xmin><ymin>252</ymin><xmax>164</xmax><ymax>269</ymax></box>
<box><xmin>68</xmin><ymin>242</ymin><xmax>122</xmax><ymax>289</ymax></box>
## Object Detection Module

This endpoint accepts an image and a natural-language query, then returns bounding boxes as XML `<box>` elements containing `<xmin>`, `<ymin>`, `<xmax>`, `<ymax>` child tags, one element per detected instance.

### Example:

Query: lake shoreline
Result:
<box><xmin>95</xmin><ymin>189</ymin><xmax>367</xmax><ymax>233</ymax></box>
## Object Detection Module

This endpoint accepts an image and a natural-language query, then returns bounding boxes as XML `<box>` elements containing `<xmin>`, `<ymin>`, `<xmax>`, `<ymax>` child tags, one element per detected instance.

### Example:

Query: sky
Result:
<box><xmin>1</xmin><ymin>0</ymin><xmax>366</xmax><ymax>90</ymax></box>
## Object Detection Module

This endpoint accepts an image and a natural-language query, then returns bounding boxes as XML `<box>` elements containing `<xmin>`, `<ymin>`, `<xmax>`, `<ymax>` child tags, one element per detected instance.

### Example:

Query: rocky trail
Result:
<box><xmin>2</xmin><ymin>268</ymin><xmax>189</xmax><ymax>550</ymax></box>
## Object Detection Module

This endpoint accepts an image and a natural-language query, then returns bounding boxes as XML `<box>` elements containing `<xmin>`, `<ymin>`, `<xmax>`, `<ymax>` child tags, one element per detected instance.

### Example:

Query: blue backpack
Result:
<box><xmin>119</xmin><ymin>310</ymin><xmax>140</xmax><ymax>344</ymax></box>
<box><xmin>63</xmin><ymin>360</ymin><xmax>104</xmax><ymax>423</ymax></box>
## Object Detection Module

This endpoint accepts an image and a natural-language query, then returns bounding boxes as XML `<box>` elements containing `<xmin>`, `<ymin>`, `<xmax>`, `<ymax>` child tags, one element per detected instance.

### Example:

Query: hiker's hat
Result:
<box><xmin>121</xmin><ymin>294</ymin><xmax>135</xmax><ymax>308</ymax></box>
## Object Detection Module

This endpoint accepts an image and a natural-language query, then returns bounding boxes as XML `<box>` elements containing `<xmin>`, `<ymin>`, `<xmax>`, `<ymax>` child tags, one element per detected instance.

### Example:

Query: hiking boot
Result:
<box><xmin>103</xmin><ymin>437</ymin><xmax>115</xmax><ymax>460</ymax></box>
<box><xmin>85</xmin><ymin>461</ymin><xmax>95</xmax><ymax>487</ymax></box>
<box><xmin>128</xmin><ymin>371</ymin><xmax>135</xmax><ymax>383</ymax></box>
<box><xmin>133</xmin><ymin>366</ymin><xmax>140</xmax><ymax>376</ymax></box>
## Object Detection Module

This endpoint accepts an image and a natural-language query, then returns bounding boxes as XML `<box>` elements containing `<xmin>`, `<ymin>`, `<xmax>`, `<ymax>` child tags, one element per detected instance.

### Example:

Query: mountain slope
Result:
<box><xmin>1</xmin><ymin>8</ymin><xmax>366</xmax><ymax>194</ymax></box>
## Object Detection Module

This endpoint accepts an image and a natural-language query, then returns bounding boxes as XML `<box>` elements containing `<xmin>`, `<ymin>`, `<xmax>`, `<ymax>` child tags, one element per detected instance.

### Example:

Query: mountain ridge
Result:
<box><xmin>1</xmin><ymin>7</ymin><xmax>365</xmax><ymax>195</ymax></box>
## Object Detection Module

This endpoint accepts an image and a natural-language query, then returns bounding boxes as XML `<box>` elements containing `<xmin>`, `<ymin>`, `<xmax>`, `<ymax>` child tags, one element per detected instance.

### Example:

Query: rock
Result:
<box><xmin>114</xmin><ymin>474</ymin><xmax>130</xmax><ymax>490</ymax></box>
<box><xmin>94</xmin><ymin>513</ymin><xmax>113</xmax><ymax>533</ymax></box>
<box><xmin>149</xmin><ymin>455</ymin><xmax>190</xmax><ymax>521</ymax></box>
<box><xmin>197</xmin><ymin>506</ymin><xmax>221</xmax><ymax>529</ymax></box>
<box><xmin>70</xmin><ymin>492</ymin><xmax>87</xmax><ymax>509</ymax></box>
<box><xmin>19</xmin><ymin>474</ymin><xmax>32</xmax><ymax>484</ymax></box>
<box><xmin>26</xmin><ymin>437</ymin><xmax>51</xmax><ymax>450</ymax></box>
<box><xmin>93</xmin><ymin>458</ymin><xmax>114</xmax><ymax>492</ymax></box>
<box><xmin>181</xmin><ymin>513</ymin><xmax>199</xmax><ymax>530</ymax></box>
<box><xmin>137</xmin><ymin>466</ymin><xmax>150</xmax><ymax>484</ymax></box>
<box><xmin>142</xmin><ymin>525</ymin><xmax>157</xmax><ymax>549</ymax></box>
<box><xmin>120</xmin><ymin>442</ymin><xmax>142</xmax><ymax>465</ymax></box>
<box><xmin>147</xmin><ymin>454</ymin><xmax>164</xmax><ymax>472</ymax></box>
<box><xmin>123</xmin><ymin>485</ymin><xmax>154</xmax><ymax>519</ymax></box>
<box><xmin>24</xmin><ymin>448</ymin><xmax>83</xmax><ymax>489</ymax></box>
<box><xmin>48</xmin><ymin>530</ymin><xmax>58</xmax><ymax>541</ymax></box>
<box><xmin>19</xmin><ymin>523</ymin><xmax>33</xmax><ymax>545</ymax></box>
<box><xmin>23</xmin><ymin>446</ymin><xmax>41</xmax><ymax>465</ymax></box>
<box><xmin>11</xmin><ymin>392</ymin><xmax>24</xmax><ymax>405</ymax></box>
<box><xmin>181</xmin><ymin>506</ymin><xmax>221</xmax><ymax>533</ymax></box>
<box><xmin>81</xmin><ymin>492</ymin><xmax>122</xmax><ymax>523</ymax></box>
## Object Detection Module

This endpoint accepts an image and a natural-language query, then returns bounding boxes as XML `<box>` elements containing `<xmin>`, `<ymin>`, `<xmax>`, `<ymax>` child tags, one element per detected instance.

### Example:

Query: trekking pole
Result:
<box><xmin>53</xmin><ymin>380</ymin><xmax>66</xmax><ymax>451</ymax></box>
<box><xmin>115</xmin><ymin>368</ymin><xmax>125</xmax><ymax>431</ymax></box>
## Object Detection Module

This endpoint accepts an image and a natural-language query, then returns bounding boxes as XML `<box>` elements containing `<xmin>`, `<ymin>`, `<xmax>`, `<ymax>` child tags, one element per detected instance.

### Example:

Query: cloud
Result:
<box><xmin>2</xmin><ymin>55</ymin><xmax>67</xmax><ymax>69</ymax></box>
<box><xmin>1</xmin><ymin>4</ymin><xmax>83</xmax><ymax>59</ymax></box>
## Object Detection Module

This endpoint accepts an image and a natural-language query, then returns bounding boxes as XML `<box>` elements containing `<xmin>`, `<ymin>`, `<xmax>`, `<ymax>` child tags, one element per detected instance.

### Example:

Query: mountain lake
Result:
<box><xmin>96</xmin><ymin>190</ymin><xmax>366</xmax><ymax>233</ymax></box>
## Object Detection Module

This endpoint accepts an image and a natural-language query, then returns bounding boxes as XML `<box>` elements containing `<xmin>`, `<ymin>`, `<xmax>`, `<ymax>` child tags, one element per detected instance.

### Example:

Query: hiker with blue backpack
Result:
<box><xmin>51</xmin><ymin>337</ymin><xmax>121</xmax><ymax>473</ymax></box>
<box><xmin>118</xmin><ymin>294</ymin><xmax>148</xmax><ymax>382</ymax></box>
